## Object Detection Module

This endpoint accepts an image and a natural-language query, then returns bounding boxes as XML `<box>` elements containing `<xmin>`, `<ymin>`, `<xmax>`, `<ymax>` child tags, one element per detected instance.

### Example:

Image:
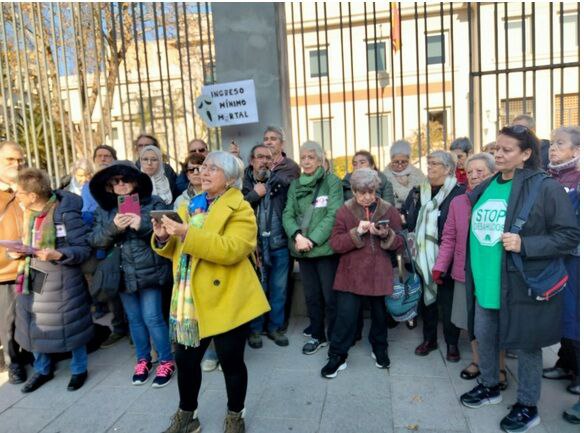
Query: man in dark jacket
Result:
<box><xmin>243</xmin><ymin>144</ymin><xmax>292</xmax><ymax>349</ymax></box>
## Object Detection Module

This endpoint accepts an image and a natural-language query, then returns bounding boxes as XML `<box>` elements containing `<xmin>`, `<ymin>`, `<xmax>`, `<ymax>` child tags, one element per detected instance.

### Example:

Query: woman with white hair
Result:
<box><xmin>402</xmin><ymin>150</ymin><xmax>466</xmax><ymax>361</ymax></box>
<box><xmin>153</xmin><ymin>151</ymin><xmax>270</xmax><ymax>433</ymax></box>
<box><xmin>139</xmin><ymin>145</ymin><xmax>174</xmax><ymax>205</ymax></box>
<box><xmin>383</xmin><ymin>140</ymin><xmax>426</xmax><ymax>209</ymax></box>
<box><xmin>283</xmin><ymin>141</ymin><xmax>344</xmax><ymax>356</ymax></box>
<box><xmin>59</xmin><ymin>158</ymin><xmax>94</xmax><ymax>196</ymax></box>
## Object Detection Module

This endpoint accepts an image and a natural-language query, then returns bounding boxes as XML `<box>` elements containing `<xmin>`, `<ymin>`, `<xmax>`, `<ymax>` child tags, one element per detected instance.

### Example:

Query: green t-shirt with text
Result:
<box><xmin>470</xmin><ymin>176</ymin><xmax>512</xmax><ymax>309</ymax></box>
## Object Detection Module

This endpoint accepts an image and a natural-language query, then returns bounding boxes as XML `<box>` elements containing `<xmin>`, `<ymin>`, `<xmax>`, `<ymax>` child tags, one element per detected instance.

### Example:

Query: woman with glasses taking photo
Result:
<box><xmin>459</xmin><ymin>125</ymin><xmax>579</xmax><ymax>433</ymax></box>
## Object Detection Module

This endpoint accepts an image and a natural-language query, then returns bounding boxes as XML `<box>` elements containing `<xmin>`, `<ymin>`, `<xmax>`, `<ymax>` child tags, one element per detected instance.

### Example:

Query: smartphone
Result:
<box><xmin>375</xmin><ymin>219</ymin><xmax>390</xmax><ymax>229</ymax></box>
<box><xmin>150</xmin><ymin>210</ymin><xmax>183</xmax><ymax>224</ymax></box>
<box><xmin>118</xmin><ymin>193</ymin><xmax>141</xmax><ymax>215</ymax></box>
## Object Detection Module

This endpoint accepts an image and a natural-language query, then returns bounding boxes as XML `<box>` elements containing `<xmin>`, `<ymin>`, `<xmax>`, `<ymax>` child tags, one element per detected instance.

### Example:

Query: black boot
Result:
<box><xmin>21</xmin><ymin>372</ymin><xmax>54</xmax><ymax>393</ymax></box>
<box><xmin>67</xmin><ymin>371</ymin><xmax>88</xmax><ymax>391</ymax></box>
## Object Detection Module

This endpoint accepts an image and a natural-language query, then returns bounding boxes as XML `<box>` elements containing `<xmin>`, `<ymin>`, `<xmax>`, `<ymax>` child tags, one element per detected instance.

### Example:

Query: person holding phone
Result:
<box><xmin>88</xmin><ymin>160</ymin><xmax>174</xmax><ymax>388</ymax></box>
<box><xmin>13</xmin><ymin>168</ymin><xmax>93</xmax><ymax>393</ymax></box>
<box><xmin>320</xmin><ymin>168</ymin><xmax>403</xmax><ymax>378</ymax></box>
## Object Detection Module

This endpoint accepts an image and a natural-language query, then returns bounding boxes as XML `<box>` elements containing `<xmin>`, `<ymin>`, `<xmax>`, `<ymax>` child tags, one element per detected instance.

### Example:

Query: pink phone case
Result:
<box><xmin>118</xmin><ymin>193</ymin><xmax>141</xmax><ymax>215</ymax></box>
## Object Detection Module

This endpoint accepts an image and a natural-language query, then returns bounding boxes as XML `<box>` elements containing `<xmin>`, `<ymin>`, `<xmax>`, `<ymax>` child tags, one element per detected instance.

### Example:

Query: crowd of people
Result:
<box><xmin>0</xmin><ymin>114</ymin><xmax>579</xmax><ymax>433</ymax></box>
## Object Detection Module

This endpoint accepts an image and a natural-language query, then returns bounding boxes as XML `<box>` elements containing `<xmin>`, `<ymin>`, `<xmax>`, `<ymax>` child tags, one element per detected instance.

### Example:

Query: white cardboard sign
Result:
<box><xmin>195</xmin><ymin>79</ymin><xmax>258</xmax><ymax>127</ymax></box>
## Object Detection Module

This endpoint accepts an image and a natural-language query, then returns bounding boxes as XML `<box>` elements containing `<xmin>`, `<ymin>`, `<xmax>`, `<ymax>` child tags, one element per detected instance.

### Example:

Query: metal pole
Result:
<box><xmin>161</xmin><ymin>2</ymin><xmax>179</xmax><ymax>165</ymax></box>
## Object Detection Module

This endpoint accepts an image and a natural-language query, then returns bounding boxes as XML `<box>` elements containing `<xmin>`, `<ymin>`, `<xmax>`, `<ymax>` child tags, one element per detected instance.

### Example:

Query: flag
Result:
<box><xmin>391</xmin><ymin>2</ymin><xmax>402</xmax><ymax>53</ymax></box>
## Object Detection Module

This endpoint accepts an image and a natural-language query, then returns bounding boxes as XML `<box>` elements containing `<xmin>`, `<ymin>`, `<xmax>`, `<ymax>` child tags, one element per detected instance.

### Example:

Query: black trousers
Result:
<box><xmin>420</xmin><ymin>277</ymin><xmax>460</xmax><ymax>345</ymax></box>
<box><xmin>555</xmin><ymin>338</ymin><xmax>580</xmax><ymax>376</ymax></box>
<box><xmin>298</xmin><ymin>255</ymin><xmax>339</xmax><ymax>341</ymax></box>
<box><xmin>329</xmin><ymin>291</ymin><xmax>388</xmax><ymax>357</ymax></box>
<box><xmin>174</xmin><ymin>323</ymin><xmax>248</xmax><ymax>413</ymax></box>
<box><xmin>0</xmin><ymin>283</ymin><xmax>26</xmax><ymax>366</ymax></box>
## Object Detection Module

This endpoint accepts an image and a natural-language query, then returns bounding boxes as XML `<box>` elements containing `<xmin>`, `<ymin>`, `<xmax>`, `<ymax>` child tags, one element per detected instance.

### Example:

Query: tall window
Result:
<box><xmin>309</xmin><ymin>49</ymin><xmax>328</xmax><ymax>78</ymax></box>
<box><xmin>367</xmin><ymin>42</ymin><xmax>386</xmax><ymax>72</ymax></box>
<box><xmin>562</xmin><ymin>14</ymin><xmax>579</xmax><ymax>49</ymax></box>
<box><xmin>311</xmin><ymin>119</ymin><xmax>332</xmax><ymax>155</ymax></box>
<box><xmin>554</xmin><ymin>94</ymin><xmax>579</xmax><ymax>128</ymax></box>
<box><xmin>499</xmin><ymin>97</ymin><xmax>534</xmax><ymax>126</ymax></box>
<box><xmin>368</xmin><ymin>115</ymin><xmax>389</xmax><ymax>149</ymax></box>
<box><xmin>504</xmin><ymin>18</ymin><xmax>533</xmax><ymax>54</ymax></box>
<box><xmin>426</xmin><ymin>34</ymin><xmax>445</xmax><ymax>65</ymax></box>
<box><xmin>428</xmin><ymin>110</ymin><xmax>447</xmax><ymax>148</ymax></box>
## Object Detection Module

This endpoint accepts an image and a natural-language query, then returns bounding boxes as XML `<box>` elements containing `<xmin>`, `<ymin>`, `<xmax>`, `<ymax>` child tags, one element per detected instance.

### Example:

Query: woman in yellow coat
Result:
<box><xmin>153</xmin><ymin>151</ymin><xmax>269</xmax><ymax>433</ymax></box>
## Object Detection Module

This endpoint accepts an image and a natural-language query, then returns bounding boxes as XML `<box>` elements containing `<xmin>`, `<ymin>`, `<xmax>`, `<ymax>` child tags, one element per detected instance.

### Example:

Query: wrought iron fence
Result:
<box><xmin>0</xmin><ymin>2</ymin><xmax>217</xmax><ymax>183</ymax></box>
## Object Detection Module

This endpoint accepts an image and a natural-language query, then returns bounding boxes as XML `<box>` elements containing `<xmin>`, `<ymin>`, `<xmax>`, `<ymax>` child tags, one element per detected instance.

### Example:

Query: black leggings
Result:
<box><xmin>175</xmin><ymin>323</ymin><xmax>248</xmax><ymax>412</ymax></box>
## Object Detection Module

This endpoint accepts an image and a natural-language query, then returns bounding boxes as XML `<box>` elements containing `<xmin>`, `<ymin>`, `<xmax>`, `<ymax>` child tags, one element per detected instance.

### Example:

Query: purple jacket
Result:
<box><xmin>433</xmin><ymin>193</ymin><xmax>470</xmax><ymax>283</ymax></box>
<box><xmin>548</xmin><ymin>162</ymin><xmax>579</xmax><ymax>191</ymax></box>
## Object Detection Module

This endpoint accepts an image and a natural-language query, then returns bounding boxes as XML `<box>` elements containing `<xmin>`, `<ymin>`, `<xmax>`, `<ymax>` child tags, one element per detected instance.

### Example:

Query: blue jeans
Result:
<box><xmin>34</xmin><ymin>346</ymin><xmax>87</xmax><ymax>375</ymax></box>
<box><xmin>120</xmin><ymin>289</ymin><xmax>173</xmax><ymax>362</ymax></box>
<box><xmin>250</xmin><ymin>247</ymin><xmax>289</xmax><ymax>334</ymax></box>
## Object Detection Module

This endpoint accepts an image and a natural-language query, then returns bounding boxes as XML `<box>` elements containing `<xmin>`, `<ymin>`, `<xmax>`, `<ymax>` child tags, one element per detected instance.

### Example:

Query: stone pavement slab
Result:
<box><xmin>0</xmin><ymin>317</ymin><xmax>578</xmax><ymax>433</ymax></box>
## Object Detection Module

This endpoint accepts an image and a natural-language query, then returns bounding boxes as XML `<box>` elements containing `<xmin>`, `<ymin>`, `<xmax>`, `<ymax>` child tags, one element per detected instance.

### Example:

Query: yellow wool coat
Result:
<box><xmin>152</xmin><ymin>187</ymin><xmax>270</xmax><ymax>338</ymax></box>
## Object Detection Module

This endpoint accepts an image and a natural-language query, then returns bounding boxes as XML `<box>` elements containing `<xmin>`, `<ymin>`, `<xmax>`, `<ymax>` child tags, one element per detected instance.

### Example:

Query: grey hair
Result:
<box><xmin>465</xmin><ymin>152</ymin><xmax>496</xmax><ymax>174</ymax></box>
<box><xmin>512</xmin><ymin>114</ymin><xmax>535</xmax><ymax>130</ymax></box>
<box><xmin>300</xmin><ymin>140</ymin><xmax>324</xmax><ymax>162</ymax></box>
<box><xmin>0</xmin><ymin>140</ymin><xmax>23</xmax><ymax>153</ymax></box>
<box><xmin>552</xmin><ymin>126</ymin><xmax>580</xmax><ymax>147</ymax></box>
<box><xmin>428</xmin><ymin>150</ymin><xmax>456</xmax><ymax>175</ymax></box>
<box><xmin>70</xmin><ymin>158</ymin><xmax>94</xmax><ymax>176</ymax></box>
<box><xmin>350</xmin><ymin>168</ymin><xmax>380</xmax><ymax>193</ymax></box>
<box><xmin>264</xmin><ymin>125</ymin><xmax>285</xmax><ymax>142</ymax></box>
<box><xmin>449</xmin><ymin>137</ymin><xmax>473</xmax><ymax>154</ymax></box>
<box><xmin>390</xmin><ymin>139</ymin><xmax>412</xmax><ymax>158</ymax></box>
<box><xmin>204</xmin><ymin>151</ymin><xmax>244</xmax><ymax>190</ymax></box>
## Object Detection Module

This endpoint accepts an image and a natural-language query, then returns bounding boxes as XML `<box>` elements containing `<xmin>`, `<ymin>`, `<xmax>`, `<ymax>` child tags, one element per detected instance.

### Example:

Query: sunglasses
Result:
<box><xmin>109</xmin><ymin>176</ymin><xmax>130</xmax><ymax>186</ymax></box>
<box><xmin>502</xmin><ymin>124</ymin><xmax>530</xmax><ymax>135</ymax></box>
<box><xmin>186</xmin><ymin>167</ymin><xmax>201</xmax><ymax>174</ymax></box>
<box><xmin>189</xmin><ymin>148</ymin><xmax>207</xmax><ymax>154</ymax></box>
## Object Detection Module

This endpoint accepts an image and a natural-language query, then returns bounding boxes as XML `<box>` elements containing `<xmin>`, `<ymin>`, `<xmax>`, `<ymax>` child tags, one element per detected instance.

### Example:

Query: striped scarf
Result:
<box><xmin>414</xmin><ymin>176</ymin><xmax>457</xmax><ymax>306</ymax></box>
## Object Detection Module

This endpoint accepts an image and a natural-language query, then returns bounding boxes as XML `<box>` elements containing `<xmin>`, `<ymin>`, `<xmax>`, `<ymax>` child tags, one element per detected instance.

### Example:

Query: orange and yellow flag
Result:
<box><xmin>391</xmin><ymin>2</ymin><xmax>402</xmax><ymax>53</ymax></box>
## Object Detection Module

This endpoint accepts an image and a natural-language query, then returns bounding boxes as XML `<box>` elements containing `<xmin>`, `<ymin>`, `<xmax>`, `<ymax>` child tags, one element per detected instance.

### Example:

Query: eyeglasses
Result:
<box><xmin>140</xmin><ymin>158</ymin><xmax>158</xmax><ymax>164</ymax></box>
<box><xmin>391</xmin><ymin>159</ymin><xmax>409</xmax><ymax>166</ymax></box>
<box><xmin>186</xmin><ymin>167</ymin><xmax>201</xmax><ymax>174</ymax></box>
<box><xmin>200</xmin><ymin>164</ymin><xmax>221</xmax><ymax>174</ymax></box>
<box><xmin>189</xmin><ymin>148</ymin><xmax>207</xmax><ymax>154</ymax></box>
<box><xmin>427</xmin><ymin>160</ymin><xmax>445</xmax><ymax>167</ymax></box>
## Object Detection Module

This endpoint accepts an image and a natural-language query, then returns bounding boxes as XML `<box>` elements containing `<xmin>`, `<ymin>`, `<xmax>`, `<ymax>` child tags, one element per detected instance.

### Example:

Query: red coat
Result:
<box><xmin>330</xmin><ymin>198</ymin><xmax>403</xmax><ymax>296</ymax></box>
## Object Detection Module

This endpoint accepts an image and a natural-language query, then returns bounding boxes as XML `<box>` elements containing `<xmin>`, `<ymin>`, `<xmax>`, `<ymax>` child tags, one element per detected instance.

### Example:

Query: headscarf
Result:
<box><xmin>140</xmin><ymin>145</ymin><xmax>173</xmax><ymax>205</ymax></box>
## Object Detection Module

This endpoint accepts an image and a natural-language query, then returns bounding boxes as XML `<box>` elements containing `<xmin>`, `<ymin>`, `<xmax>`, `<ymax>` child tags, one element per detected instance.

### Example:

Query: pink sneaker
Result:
<box><xmin>132</xmin><ymin>359</ymin><xmax>152</xmax><ymax>385</ymax></box>
<box><xmin>152</xmin><ymin>360</ymin><xmax>176</xmax><ymax>388</ymax></box>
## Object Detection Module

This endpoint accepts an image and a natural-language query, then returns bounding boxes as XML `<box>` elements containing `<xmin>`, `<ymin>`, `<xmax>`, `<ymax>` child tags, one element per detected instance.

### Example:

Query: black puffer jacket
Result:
<box><xmin>89</xmin><ymin>161</ymin><xmax>172</xmax><ymax>292</ymax></box>
<box><xmin>15</xmin><ymin>190</ymin><xmax>94</xmax><ymax>353</ymax></box>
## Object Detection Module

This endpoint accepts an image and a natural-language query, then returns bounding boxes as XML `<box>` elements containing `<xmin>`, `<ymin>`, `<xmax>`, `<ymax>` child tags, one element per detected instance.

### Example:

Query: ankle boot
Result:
<box><xmin>224</xmin><ymin>409</ymin><xmax>245</xmax><ymax>433</ymax></box>
<box><xmin>162</xmin><ymin>408</ymin><xmax>201</xmax><ymax>433</ymax></box>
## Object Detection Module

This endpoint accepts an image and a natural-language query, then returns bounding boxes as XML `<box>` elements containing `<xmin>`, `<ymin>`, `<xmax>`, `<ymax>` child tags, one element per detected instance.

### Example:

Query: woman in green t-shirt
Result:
<box><xmin>459</xmin><ymin>126</ymin><xmax>579</xmax><ymax>433</ymax></box>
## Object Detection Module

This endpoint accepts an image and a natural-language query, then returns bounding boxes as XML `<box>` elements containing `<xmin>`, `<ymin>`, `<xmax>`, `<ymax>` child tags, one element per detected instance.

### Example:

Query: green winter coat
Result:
<box><xmin>282</xmin><ymin>167</ymin><xmax>343</xmax><ymax>258</ymax></box>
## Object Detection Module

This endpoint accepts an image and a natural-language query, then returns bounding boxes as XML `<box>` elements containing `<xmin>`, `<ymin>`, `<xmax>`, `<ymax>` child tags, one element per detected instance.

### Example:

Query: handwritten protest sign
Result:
<box><xmin>195</xmin><ymin>79</ymin><xmax>258</xmax><ymax>127</ymax></box>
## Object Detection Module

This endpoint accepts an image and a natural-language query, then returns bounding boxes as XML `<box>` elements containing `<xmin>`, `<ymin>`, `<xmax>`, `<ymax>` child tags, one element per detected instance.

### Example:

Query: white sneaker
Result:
<box><xmin>201</xmin><ymin>359</ymin><xmax>218</xmax><ymax>372</ymax></box>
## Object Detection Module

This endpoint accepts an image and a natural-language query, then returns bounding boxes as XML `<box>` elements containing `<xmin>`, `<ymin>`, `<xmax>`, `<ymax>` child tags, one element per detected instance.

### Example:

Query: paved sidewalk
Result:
<box><xmin>0</xmin><ymin>317</ymin><xmax>578</xmax><ymax>433</ymax></box>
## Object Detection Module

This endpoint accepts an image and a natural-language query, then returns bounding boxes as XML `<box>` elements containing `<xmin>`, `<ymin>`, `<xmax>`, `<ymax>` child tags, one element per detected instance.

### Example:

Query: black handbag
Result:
<box><xmin>510</xmin><ymin>174</ymin><xmax>568</xmax><ymax>301</ymax></box>
<box><xmin>89</xmin><ymin>245</ymin><xmax>122</xmax><ymax>301</ymax></box>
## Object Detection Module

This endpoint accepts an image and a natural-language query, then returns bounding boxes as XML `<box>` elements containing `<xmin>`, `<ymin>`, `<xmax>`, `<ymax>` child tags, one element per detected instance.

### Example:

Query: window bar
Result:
<box><xmin>181</xmin><ymin>3</ymin><xmax>197</xmax><ymax>139</ymax></box>
<box><xmin>314</xmin><ymin>4</ymin><xmax>325</xmax><ymax>149</ymax></box>
<box><xmin>504</xmin><ymin>2</ymin><xmax>510</xmax><ymax>125</ymax></box>
<box><xmin>76</xmin><ymin>2</ymin><xmax>95</xmax><ymax>155</ymax></box>
<box><xmin>348</xmin><ymin>3</ymin><xmax>357</xmax><ymax>150</ymax></box>
<box><xmin>118</xmin><ymin>3</ymin><xmax>136</xmax><ymax>157</ymax></box>
<box><xmin>11</xmin><ymin>3</ymin><xmax>33</xmax><ymax>164</ymax></box>
<box><xmin>290</xmin><ymin>3</ymin><xmax>302</xmax><ymax>146</ymax></box>
<box><xmin>477</xmin><ymin>2</ymin><xmax>483</xmax><ymax>149</ymax></box>
<box><xmin>108</xmin><ymin>3</ymin><xmax>128</xmax><ymax>158</ymax></box>
<box><xmin>139</xmin><ymin>2</ymin><xmax>155</xmax><ymax>133</ymax></box>
<box><xmin>98</xmin><ymin>5</ymin><xmax>114</xmax><ymax>148</ymax></box>
<box><xmin>467</xmin><ymin>3</ymin><xmax>474</xmax><ymax>146</ymax></box>
<box><xmin>0</xmin><ymin>6</ymin><xmax>17</xmax><ymax>141</ymax></box>
<box><xmin>364</xmin><ymin>2</ymin><xmax>372</xmax><ymax>154</ymax></box>
<box><xmin>494</xmin><ymin>2</ymin><xmax>500</xmax><ymax>132</ymax></box>
<box><xmin>398</xmin><ymin>3</ymin><xmax>405</xmax><ymax>139</ymax></box>
<box><xmin>389</xmin><ymin>3</ymin><xmax>397</xmax><ymax>143</ymax></box>
<box><xmin>130</xmin><ymin>3</ymin><xmax>146</xmax><ymax>131</ymax></box>
<box><xmin>196</xmin><ymin>2</ymin><xmax>208</xmax><ymax>143</ymax></box>
<box><xmin>414</xmin><ymin>3</ymin><xmax>422</xmax><ymax>166</ymax></box>
<box><xmin>204</xmin><ymin>3</ymin><xmax>220</xmax><ymax>148</ymax></box>
<box><xmin>449</xmin><ymin>2</ymin><xmax>456</xmax><ymax>137</ymax></box>
<box><xmin>323</xmin><ymin>3</ymin><xmax>333</xmax><ymax>161</ymax></box>
<box><xmin>559</xmin><ymin>2</ymin><xmax>564</xmax><ymax>123</ymax></box>
<box><xmin>152</xmin><ymin>3</ymin><xmax>171</xmax><ymax>157</ymax></box>
<box><xmin>90</xmin><ymin>3</ymin><xmax>107</xmax><ymax>146</ymax></box>
<box><xmin>423</xmin><ymin>3</ymin><xmax>430</xmax><ymax>155</ymax></box>
<box><xmin>521</xmin><ymin>3</ymin><xmax>527</xmax><ymax>114</ymax></box>
<box><xmin>0</xmin><ymin>6</ymin><xmax>11</xmax><ymax>141</ymax></box>
<box><xmin>372</xmin><ymin>2</ymin><xmax>382</xmax><ymax>160</ymax></box>
<box><xmin>161</xmin><ymin>3</ymin><xmax>179</xmax><ymax>165</ymax></box>
<box><xmin>298</xmin><ymin>4</ymin><xmax>310</xmax><ymax>140</ymax></box>
<box><xmin>530</xmin><ymin>2</ymin><xmax>536</xmax><ymax>124</ymax></box>
<box><xmin>174</xmin><ymin>2</ymin><xmax>190</xmax><ymax>144</ymax></box>
<box><xmin>338</xmin><ymin>3</ymin><xmax>349</xmax><ymax>171</ymax></box>
<box><xmin>440</xmin><ymin>2</ymin><xmax>447</xmax><ymax>147</ymax></box>
<box><xmin>549</xmin><ymin>3</ymin><xmax>554</xmax><ymax>132</ymax></box>
<box><xmin>36</xmin><ymin>3</ymin><xmax>61</xmax><ymax>178</ymax></box>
